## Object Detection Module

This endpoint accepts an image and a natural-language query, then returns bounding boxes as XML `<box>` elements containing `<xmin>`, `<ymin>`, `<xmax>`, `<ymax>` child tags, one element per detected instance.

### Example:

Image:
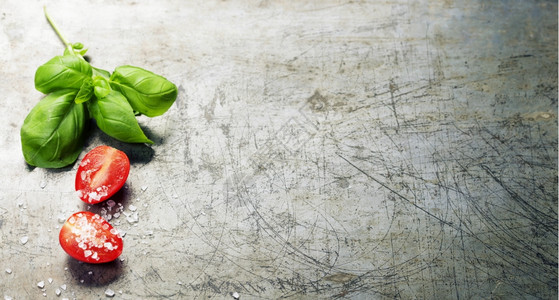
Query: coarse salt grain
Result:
<box><xmin>55</xmin><ymin>288</ymin><xmax>61</xmax><ymax>296</ymax></box>
<box><xmin>105</xmin><ymin>288</ymin><xmax>115</xmax><ymax>297</ymax></box>
<box><xmin>20</xmin><ymin>236</ymin><xmax>29</xmax><ymax>245</ymax></box>
<box><xmin>5</xmin><ymin>268</ymin><xmax>12</xmax><ymax>274</ymax></box>
<box><xmin>126</xmin><ymin>212</ymin><xmax>139</xmax><ymax>224</ymax></box>
<box><xmin>129</xmin><ymin>205</ymin><xmax>137</xmax><ymax>212</ymax></box>
<box><xmin>37</xmin><ymin>281</ymin><xmax>45</xmax><ymax>288</ymax></box>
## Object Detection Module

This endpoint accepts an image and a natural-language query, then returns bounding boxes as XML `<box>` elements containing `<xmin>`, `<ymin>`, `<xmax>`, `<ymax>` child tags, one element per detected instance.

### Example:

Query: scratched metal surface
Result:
<box><xmin>0</xmin><ymin>0</ymin><xmax>557</xmax><ymax>299</ymax></box>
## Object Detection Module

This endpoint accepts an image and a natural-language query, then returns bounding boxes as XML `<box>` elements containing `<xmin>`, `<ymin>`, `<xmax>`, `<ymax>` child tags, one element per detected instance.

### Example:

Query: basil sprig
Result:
<box><xmin>21</xmin><ymin>8</ymin><xmax>177</xmax><ymax>168</ymax></box>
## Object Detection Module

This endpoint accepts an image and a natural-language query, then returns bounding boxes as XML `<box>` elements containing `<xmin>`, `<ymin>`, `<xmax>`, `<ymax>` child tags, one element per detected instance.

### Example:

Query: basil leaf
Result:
<box><xmin>109</xmin><ymin>65</ymin><xmax>177</xmax><ymax>117</ymax></box>
<box><xmin>20</xmin><ymin>89</ymin><xmax>88</xmax><ymax>168</ymax></box>
<box><xmin>34</xmin><ymin>55</ymin><xmax>92</xmax><ymax>94</ymax></box>
<box><xmin>75</xmin><ymin>78</ymin><xmax>94</xmax><ymax>104</ymax></box>
<box><xmin>93</xmin><ymin>76</ymin><xmax>111</xmax><ymax>99</ymax></box>
<box><xmin>88</xmin><ymin>90</ymin><xmax>154</xmax><ymax>144</ymax></box>
<box><xmin>92</xmin><ymin>67</ymin><xmax>111</xmax><ymax>79</ymax></box>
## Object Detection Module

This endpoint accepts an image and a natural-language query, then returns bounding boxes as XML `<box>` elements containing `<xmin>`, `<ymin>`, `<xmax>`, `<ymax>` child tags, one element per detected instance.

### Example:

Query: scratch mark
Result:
<box><xmin>388</xmin><ymin>80</ymin><xmax>400</xmax><ymax>132</ymax></box>
<box><xmin>336</xmin><ymin>153</ymin><xmax>461</xmax><ymax>232</ymax></box>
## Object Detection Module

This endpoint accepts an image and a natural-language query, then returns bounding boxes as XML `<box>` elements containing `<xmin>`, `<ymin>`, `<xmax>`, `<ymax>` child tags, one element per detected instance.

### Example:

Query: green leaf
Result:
<box><xmin>72</xmin><ymin>42</ymin><xmax>84</xmax><ymax>50</ymax></box>
<box><xmin>75</xmin><ymin>78</ymin><xmax>94</xmax><ymax>103</ymax></box>
<box><xmin>34</xmin><ymin>55</ymin><xmax>92</xmax><ymax>94</ymax></box>
<box><xmin>92</xmin><ymin>67</ymin><xmax>111</xmax><ymax>79</ymax></box>
<box><xmin>109</xmin><ymin>65</ymin><xmax>177</xmax><ymax>117</ymax></box>
<box><xmin>20</xmin><ymin>89</ymin><xmax>88</xmax><ymax>168</ymax></box>
<box><xmin>93</xmin><ymin>76</ymin><xmax>111</xmax><ymax>99</ymax></box>
<box><xmin>88</xmin><ymin>90</ymin><xmax>154</xmax><ymax>144</ymax></box>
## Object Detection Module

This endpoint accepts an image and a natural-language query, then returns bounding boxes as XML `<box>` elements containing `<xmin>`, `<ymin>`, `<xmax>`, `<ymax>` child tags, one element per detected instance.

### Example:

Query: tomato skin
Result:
<box><xmin>75</xmin><ymin>145</ymin><xmax>130</xmax><ymax>204</ymax></box>
<box><xmin>59</xmin><ymin>211</ymin><xmax>123</xmax><ymax>264</ymax></box>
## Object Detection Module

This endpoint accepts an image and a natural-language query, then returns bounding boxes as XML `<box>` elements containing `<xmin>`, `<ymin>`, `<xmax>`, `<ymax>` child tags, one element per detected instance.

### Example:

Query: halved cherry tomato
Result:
<box><xmin>59</xmin><ymin>211</ymin><xmax>123</xmax><ymax>263</ymax></box>
<box><xmin>75</xmin><ymin>145</ymin><xmax>130</xmax><ymax>204</ymax></box>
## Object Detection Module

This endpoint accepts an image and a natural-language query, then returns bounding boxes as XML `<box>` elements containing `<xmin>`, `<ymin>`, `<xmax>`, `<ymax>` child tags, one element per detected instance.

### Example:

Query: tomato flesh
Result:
<box><xmin>75</xmin><ymin>145</ymin><xmax>130</xmax><ymax>204</ymax></box>
<box><xmin>59</xmin><ymin>211</ymin><xmax>123</xmax><ymax>263</ymax></box>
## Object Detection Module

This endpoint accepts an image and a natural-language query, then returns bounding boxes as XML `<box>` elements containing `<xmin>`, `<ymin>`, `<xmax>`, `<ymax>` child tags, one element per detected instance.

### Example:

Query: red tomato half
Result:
<box><xmin>59</xmin><ymin>211</ymin><xmax>123</xmax><ymax>263</ymax></box>
<box><xmin>75</xmin><ymin>145</ymin><xmax>130</xmax><ymax>204</ymax></box>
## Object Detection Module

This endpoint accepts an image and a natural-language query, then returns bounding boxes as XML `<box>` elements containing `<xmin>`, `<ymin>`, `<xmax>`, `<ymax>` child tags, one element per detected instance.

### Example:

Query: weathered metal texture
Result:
<box><xmin>0</xmin><ymin>0</ymin><xmax>557</xmax><ymax>299</ymax></box>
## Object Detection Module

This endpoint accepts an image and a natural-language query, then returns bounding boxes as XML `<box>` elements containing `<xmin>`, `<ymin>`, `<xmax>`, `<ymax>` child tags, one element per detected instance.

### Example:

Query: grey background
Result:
<box><xmin>1</xmin><ymin>0</ymin><xmax>557</xmax><ymax>299</ymax></box>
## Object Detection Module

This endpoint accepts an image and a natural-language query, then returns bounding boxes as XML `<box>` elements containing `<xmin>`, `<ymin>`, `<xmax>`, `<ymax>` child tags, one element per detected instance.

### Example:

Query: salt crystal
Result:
<box><xmin>40</xmin><ymin>180</ymin><xmax>46</xmax><ymax>189</ymax></box>
<box><xmin>42</xmin><ymin>293</ymin><xmax>46</xmax><ymax>297</ymax></box>
<box><xmin>57</xmin><ymin>215</ymin><xmax>66</xmax><ymax>223</ymax></box>
<box><xmin>5</xmin><ymin>268</ymin><xmax>12</xmax><ymax>274</ymax></box>
<box><xmin>80</xmin><ymin>159</ymin><xmax>89</xmax><ymax>167</ymax></box>
<box><xmin>105</xmin><ymin>288</ymin><xmax>115</xmax><ymax>297</ymax></box>
<box><xmin>232</xmin><ymin>292</ymin><xmax>240</xmax><ymax>299</ymax></box>
<box><xmin>141</xmin><ymin>185</ymin><xmax>148</xmax><ymax>192</ymax></box>
<box><xmin>48</xmin><ymin>278</ymin><xmax>53</xmax><ymax>284</ymax></box>
<box><xmin>129</xmin><ymin>205</ymin><xmax>137</xmax><ymax>212</ymax></box>
<box><xmin>60</xmin><ymin>284</ymin><xmax>67</xmax><ymax>290</ymax></box>
<box><xmin>113</xmin><ymin>212</ymin><xmax>120</xmax><ymax>218</ymax></box>
<box><xmin>88</xmin><ymin>271</ymin><xmax>93</xmax><ymax>275</ymax></box>
<box><xmin>20</xmin><ymin>236</ymin><xmax>29</xmax><ymax>245</ymax></box>
<box><xmin>55</xmin><ymin>288</ymin><xmax>61</xmax><ymax>296</ymax></box>
<box><xmin>107</xmin><ymin>200</ymin><xmax>116</xmax><ymax>207</ymax></box>
<box><xmin>37</xmin><ymin>281</ymin><xmax>45</xmax><ymax>288</ymax></box>
<box><xmin>126</xmin><ymin>212</ymin><xmax>138</xmax><ymax>224</ymax></box>
<box><xmin>5</xmin><ymin>296</ymin><xmax>13</xmax><ymax>300</ymax></box>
